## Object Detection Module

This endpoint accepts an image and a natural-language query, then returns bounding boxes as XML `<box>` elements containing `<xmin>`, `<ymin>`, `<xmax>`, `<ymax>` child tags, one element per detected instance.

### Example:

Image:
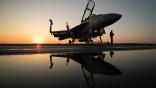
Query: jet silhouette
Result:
<box><xmin>49</xmin><ymin>0</ymin><xmax>122</xmax><ymax>44</ymax></box>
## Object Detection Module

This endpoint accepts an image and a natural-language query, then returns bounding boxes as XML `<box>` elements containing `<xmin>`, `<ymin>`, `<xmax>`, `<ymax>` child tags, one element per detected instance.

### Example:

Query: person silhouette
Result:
<box><xmin>110</xmin><ymin>30</ymin><xmax>114</xmax><ymax>45</ymax></box>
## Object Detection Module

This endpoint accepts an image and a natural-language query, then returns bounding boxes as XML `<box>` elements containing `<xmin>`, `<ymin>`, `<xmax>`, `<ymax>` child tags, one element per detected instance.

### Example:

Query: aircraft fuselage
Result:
<box><xmin>72</xmin><ymin>13</ymin><xmax>122</xmax><ymax>42</ymax></box>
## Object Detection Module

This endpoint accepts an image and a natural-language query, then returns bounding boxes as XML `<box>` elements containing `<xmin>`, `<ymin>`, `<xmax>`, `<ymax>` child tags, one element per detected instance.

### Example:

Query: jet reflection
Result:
<box><xmin>49</xmin><ymin>51</ymin><xmax>121</xmax><ymax>88</ymax></box>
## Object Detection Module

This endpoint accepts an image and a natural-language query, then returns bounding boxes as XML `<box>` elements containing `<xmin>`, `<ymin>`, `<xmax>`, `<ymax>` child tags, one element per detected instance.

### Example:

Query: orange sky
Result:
<box><xmin>0</xmin><ymin>0</ymin><xmax>156</xmax><ymax>44</ymax></box>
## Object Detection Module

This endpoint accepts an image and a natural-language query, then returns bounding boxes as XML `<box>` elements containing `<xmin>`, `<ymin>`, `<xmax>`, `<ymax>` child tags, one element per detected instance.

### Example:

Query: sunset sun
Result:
<box><xmin>33</xmin><ymin>37</ymin><xmax>43</xmax><ymax>44</ymax></box>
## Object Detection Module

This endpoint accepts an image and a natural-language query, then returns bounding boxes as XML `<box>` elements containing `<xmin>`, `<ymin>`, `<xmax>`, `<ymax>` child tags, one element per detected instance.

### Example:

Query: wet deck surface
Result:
<box><xmin>0</xmin><ymin>45</ymin><xmax>156</xmax><ymax>88</ymax></box>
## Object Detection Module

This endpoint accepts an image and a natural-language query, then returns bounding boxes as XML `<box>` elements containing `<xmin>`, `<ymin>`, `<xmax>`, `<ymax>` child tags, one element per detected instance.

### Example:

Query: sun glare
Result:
<box><xmin>33</xmin><ymin>37</ymin><xmax>43</xmax><ymax>44</ymax></box>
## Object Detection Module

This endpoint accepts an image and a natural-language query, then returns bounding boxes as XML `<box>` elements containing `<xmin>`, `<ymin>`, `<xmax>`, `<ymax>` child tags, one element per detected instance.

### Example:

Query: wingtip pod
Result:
<box><xmin>49</xmin><ymin>19</ymin><xmax>53</xmax><ymax>25</ymax></box>
<box><xmin>49</xmin><ymin>19</ymin><xmax>53</xmax><ymax>34</ymax></box>
<box><xmin>66</xmin><ymin>21</ymin><xmax>70</xmax><ymax>30</ymax></box>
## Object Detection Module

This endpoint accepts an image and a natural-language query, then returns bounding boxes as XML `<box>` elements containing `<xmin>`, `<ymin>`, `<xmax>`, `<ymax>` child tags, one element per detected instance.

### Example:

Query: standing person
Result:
<box><xmin>110</xmin><ymin>30</ymin><xmax>114</xmax><ymax>45</ymax></box>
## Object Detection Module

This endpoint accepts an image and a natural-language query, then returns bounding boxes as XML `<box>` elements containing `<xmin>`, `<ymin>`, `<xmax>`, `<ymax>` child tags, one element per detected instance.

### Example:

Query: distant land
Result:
<box><xmin>0</xmin><ymin>43</ymin><xmax>156</xmax><ymax>45</ymax></box>
<box><xmin>0</xmin><ymin>43</ymin><xmax>156</xmax><ymax>55</ymax></box>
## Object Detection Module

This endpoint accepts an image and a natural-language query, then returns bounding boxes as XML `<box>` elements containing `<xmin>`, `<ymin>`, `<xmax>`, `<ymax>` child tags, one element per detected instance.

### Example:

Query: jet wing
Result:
<box><xmin>52</xmin><ymin>30</ymin><xmax>71</xmax><ymax>40</ymax></box>
<box><xmin>51</xmin><ymin>21</ymin><xmax>88</xmax><ymax>40</ymax></box>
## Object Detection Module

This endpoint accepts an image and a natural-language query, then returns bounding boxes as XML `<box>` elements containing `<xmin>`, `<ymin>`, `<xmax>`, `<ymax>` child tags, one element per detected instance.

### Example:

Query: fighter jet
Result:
<box><xmin>49</xmin><ymin>0</ymin><xmax>122</xmax><ymax>44</ymax></box>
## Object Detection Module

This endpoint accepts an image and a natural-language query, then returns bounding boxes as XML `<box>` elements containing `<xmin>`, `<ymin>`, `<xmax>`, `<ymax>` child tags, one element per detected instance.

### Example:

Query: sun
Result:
<box><xmin>33</xmin><ymin>37</ymin><xmax>43</xmax><ymax>44</ymax></box>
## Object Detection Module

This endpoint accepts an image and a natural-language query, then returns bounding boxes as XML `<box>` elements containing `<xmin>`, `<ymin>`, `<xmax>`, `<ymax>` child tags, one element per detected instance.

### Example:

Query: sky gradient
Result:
<box><xmin>0</xmin><ymin>0</ymin><xmax>156</xmax><ymax>44</ymax></box>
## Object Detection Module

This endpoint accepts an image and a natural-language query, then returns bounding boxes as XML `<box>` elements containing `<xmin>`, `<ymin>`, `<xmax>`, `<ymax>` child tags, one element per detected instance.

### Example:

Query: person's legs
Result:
<box><xmin>111</xmin><ymin>37</ymin><xmax>113</xmax><ymax>45</ymax></box>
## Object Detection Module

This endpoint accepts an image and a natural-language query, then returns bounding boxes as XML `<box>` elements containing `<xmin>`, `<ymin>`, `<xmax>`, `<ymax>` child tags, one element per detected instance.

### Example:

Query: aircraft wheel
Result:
<box><xmin>69</xmin><ymin>40</ymin><xmax>72</xmax><ymax>44</ymax></box>
<box><xmin>86</xmin><ymin>41</ymin><xmax>90</xmax><ymax>44</ymax></box>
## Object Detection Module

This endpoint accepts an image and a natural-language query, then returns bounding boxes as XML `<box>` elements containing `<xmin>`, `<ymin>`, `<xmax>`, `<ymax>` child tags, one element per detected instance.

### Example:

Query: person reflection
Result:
<box><xmin>66</xmin><ymin>58</ymin><xmax>70</xmax><ymax>66</ymax></box>
<box><xmin>110</xmin><ymin>51</ymin><xmax>114</xmax><ymax>58</ymax></box>
<box><xmin>49</xmin><ymin>54</ymin><xmax>53</xmax><ymax>69</ymax></box>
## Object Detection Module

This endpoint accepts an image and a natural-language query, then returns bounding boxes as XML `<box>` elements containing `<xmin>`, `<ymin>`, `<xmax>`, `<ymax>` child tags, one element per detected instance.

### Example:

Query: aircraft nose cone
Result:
<box><xmin>102</xmin><ymin>13</ymin><xmax>122</xmax><ymax>27</ymax></box>
<box><xmin>115</xmin><ymin>14</ymin><xmax>122</xmax><ymax>20</ymax></box>
<box><xmin>111</xmin><ymin>13</ymin><xmax>122</xmax><ymax>21</ymax></box>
